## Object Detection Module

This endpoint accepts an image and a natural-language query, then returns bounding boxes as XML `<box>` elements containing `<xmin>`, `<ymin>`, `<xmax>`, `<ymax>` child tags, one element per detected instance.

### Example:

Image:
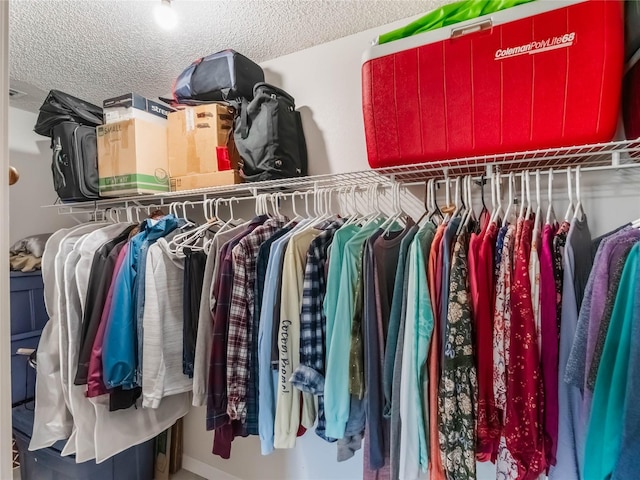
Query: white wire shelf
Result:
<box><xmin>45</xmin><ymin>139</ymin><xmax>640</xmax><ymax>215</ymax></box>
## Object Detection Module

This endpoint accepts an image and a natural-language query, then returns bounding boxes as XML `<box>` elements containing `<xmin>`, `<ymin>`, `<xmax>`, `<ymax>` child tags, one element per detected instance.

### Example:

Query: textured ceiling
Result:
<box><xmin>9</xmin><ymin>0</ymin><xmax>441</xmax><ymax>112</ymax></box>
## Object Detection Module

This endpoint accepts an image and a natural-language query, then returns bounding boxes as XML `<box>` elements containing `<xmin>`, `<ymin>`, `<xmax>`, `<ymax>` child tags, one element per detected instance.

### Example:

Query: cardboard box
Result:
<box><xmin>167</xmin><ymin>104</ymin><xmax>236</xmax><ymax>177</ymax></box>
<box><xmin>97</xmin><ymin>118</ymin><xmax>170</xmax><ymax>197</ymax></box>
<box><xmin>103</xmin><ymin>93</ymin><xmax>174</xmax><ymax>126</ymax></box>
<box><xmin>170</xmin><ymin>169</ymin><xmax>242</xmax><ymax>192</ymax></box>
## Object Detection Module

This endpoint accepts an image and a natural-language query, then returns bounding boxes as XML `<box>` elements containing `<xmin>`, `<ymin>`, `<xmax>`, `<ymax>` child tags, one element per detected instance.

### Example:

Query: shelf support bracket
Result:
<box><xmin>612</xmin><ymin>151</ymin><xmax>620</xmax><ymax>168</ymax></box>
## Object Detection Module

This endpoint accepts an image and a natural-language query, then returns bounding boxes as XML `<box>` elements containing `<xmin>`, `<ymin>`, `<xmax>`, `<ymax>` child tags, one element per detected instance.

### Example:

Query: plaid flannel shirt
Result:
<box><xmin>289</xmin><ymin>219</ymin><xmax>344</xmax><ymax>441</ymax></box>
<box><xmin>227</xmin><ymin>217</ymin><xmax>287</xmax><ymax>422</ymax></box>
<box><xmin>206</xmin><ymin>216</ymin><xmax>266</xmax><ymax>431</ymax></box>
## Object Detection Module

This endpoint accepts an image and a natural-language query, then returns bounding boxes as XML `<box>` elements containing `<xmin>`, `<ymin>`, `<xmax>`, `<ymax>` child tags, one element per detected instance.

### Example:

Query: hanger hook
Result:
<box><xmin>228</xmin><ymin>197</ymin><xmax>237</xmax><ymax>221</ymax></box>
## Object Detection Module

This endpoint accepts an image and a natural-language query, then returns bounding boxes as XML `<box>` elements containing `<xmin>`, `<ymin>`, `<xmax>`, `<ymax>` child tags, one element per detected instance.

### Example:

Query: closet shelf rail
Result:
<box><xmin>44</xmin><ymin>138</ymin><xmax>640</xmax><ymax>216</ymax></box>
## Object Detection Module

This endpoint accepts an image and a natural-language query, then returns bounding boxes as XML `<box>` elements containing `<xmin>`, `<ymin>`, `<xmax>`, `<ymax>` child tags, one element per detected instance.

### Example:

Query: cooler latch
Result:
<box><xmin>450</xmin><ymin>18</ymin><xmax>493</xmax><ymax>39</ymax></box>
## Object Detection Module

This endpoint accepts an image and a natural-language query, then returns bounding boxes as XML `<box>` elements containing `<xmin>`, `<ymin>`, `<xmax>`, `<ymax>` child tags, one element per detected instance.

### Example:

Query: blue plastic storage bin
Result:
<box><xmin>12</xmin><ymin>403</ymin><xmax>155</xmax><ymax>480</ymax></box>
<box><xmin>10</xmin><ymin>272</ymin><xmax>155</xmax><ymax>480</ymax></box>
<box><xmin>10</xmin><ymin>271</ymin><xmax>47</xmax><ymax>405</ymax></box>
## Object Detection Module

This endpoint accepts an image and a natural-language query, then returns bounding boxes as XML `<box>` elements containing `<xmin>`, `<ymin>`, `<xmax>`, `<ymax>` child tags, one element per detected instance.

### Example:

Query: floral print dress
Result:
<box><xmin>438</xmin><ymin>233</ymin><xmax>478</xmax><ymax>480</ymax></box>
<box><xmin>493</xmin><ymin>224</ymin><xmax>518</xmax><ymax>480</ymax></box>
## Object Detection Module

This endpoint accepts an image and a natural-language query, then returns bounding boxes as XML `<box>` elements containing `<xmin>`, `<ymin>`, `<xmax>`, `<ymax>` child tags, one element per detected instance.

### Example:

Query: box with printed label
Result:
<box><xmin>170</xmin><ymin>170</ymin><xmax>242</xmax><ymax>192</ymax></box>
<box><xmin>103</xmin><ymin>93</ymin><xmax>174</xmax><ymax>126</ymax></box>
<box><xmin>167</xmin><ymin>104</ymin><xmax>236</xmax><ymax>177</ymax></box>
<box><xmin>97</xmin><ymin>118</ymin><xmax>170</xmax><ymax>197</ymax></box>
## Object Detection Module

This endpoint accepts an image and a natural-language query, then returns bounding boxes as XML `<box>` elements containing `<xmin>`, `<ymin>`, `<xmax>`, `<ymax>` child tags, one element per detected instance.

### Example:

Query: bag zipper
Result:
<box><xmin>72</xmin><ymin>125</ymin><xmax>99</xmax><ymax>199</ymax></box>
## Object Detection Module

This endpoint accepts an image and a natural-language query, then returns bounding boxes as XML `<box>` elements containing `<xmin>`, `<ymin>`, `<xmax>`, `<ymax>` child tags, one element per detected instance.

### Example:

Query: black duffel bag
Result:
<box><xmin>34</xmin><ymin>90</ymin><xmax>103</xmax><ymax>137</ymax></box>
<box><xmin>234</xmin><ymin>83</ymin><xmax>308</xmax><ymax>182</ymax></box>
<box><xmin>34</xmin><ymin>90</ymin><xmax>103</xmax><ymax>202</ymax></box>
<box><xmin>172</xmin><ymin>49</ymin><xmax>264</xmax><ymax>104</ymax></box>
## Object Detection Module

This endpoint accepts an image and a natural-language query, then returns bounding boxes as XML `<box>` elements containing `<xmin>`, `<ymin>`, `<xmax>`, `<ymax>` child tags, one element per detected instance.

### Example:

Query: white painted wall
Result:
<box><xmin>8</xmin><ymin>106</ymin><xmax>77</xmax><ymax>245</ymax></box>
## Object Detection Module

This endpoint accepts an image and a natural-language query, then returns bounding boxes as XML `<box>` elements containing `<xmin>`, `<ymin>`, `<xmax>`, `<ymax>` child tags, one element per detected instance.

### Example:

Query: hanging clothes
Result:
<box><xmin>584</xmin><ymin>244</ymin><xmax>640</xmax><ymax>480</ymax></box>
<box><xmin>551</xmin><ymin>217</ymin><xmax>591</xmax><ymax>480</ymax></box>
<box><xmin>505</xmin><ymin>218</ymin><xmax>546</xmax><ymax>480</ymax></box>
<box><xmin>398</xmin><ymin>223</ymin><xmax>435</xmax><ymax>480</ymax></box>
<box><xmin>142</xmin><ymin>233</ymin><xmax>192</xmax><ymax>409</ymax></box>
<box><xmin>87</xmin><ymin>242</ymin><xmax>130</xmax><ymax>398</ymax></box>
<box><xmin>438</xmin><ymin>231</ymin><xmax>477</xmax><ymax>480</ymax></box>
<box><xmin>427</xmin><ymin>223</ymin><xmax>446</xmax><ymax>480</ymax></box>
<box><xmin>587</xmin><ymin>240</ymin><xmax>638</xmax><ymax>390</ymax></box>
<box><xmin>290</xmin><ymin>219</ymin><xmax>344</xmax><ymax>442</ymax></box>
<box><xmin>275</xmin><ymin>225</ymin><xmax>321</xmax><ymax>448</ymax></box>
<box><xmin>103</xmin><ymin>215</ymin><xmax>179</xmax><ymax>391</ymax></box>
<box><xmin>74</xmin><ymin>225</ymin><xmax>134</xmax><ymax>385</ymax></box>
<box><xmin>183</xmin><ymin>249</ymin><xmax>207</xmax><ymax>379</ymax></box>
<box><xmin>207</xmin><ymin>215</ymin><xmax>266</xmax><ymax>458</ymax></box>
<box><xmin>384</xmin><ymin>223</ymin><xmax>418</xmax><ymax>480</ymax></box>
<box><xmin>325</xmin><ymin>222</ymin><xmax>376</xmax><ymax>441</ymax></box>
<box><xmin>258</xmin><ymin>223</ymin><xmax>299</xmax><ymax>454</ymax></box>
<box><xmin>473</xmin><ymin>220</ymin><xmax>500</xmax><ymax>462</ymax></box>
<box><xmin>31</xmin><ymin>219</ymin><xmax>190</xmax><ymax>465</ymax></box>
<box><xmin>494</xmin><ymin>223</ymin><xmax>518</xmax><ymax>480</ymax></box>
<box><xmin>363</xmin><ymin>227</ymin><xmax>389</xmax><ymax>480</ymax></box>
<box><xmin>193</xmin><ymin>222</ymin><xmax>248</xmax><ymax>408</ymax></box>
<box><xmin>565</xmin><ymin>228</ymin><xmax>640</xmax><ymax>396</ymax></box>
<box><xmin>540</xmin><ymin>222</ymin><xmax>560</xmax><ymax>470</ymax></box>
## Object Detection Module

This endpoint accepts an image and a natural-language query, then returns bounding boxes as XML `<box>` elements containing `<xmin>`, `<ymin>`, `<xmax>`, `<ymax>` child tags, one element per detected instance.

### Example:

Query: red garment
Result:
<box><xmin>539</xmin><ymin>224</ymin><xmax>559</xmax><ymax>470</ymax></box>
<box><xmin>468</xmin><ymin>223</ymin><xmax>485</xmax><ymax>316</ymax></box>
<box><xmin>87</xmin><ymin>242</ymin><xmax>129</xmax><ymax>398</ymax></box>
<box><xmin>474</xmin><ymin>221</ymin><xmax>501</xmax><ymax>462</ymax></box>
<box><xmin>427</xmin><ymin>224</ymin><xmax>446</xmax><ymax>480</ymax></box>
<box><xmin>505</xmin><ymin>219</ymin><xmax>546</xmax><ymax>479</ymax></box>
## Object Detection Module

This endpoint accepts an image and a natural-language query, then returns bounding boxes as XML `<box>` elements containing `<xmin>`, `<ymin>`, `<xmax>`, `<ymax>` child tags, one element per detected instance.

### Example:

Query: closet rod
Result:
<box><xmin>93</xmin><ymin>182</ymin><xmax>411</xmax><ymax>219</ymax></box>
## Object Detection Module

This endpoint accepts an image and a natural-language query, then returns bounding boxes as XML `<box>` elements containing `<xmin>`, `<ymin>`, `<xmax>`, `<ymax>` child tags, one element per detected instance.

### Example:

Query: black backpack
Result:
<box><xmin>34</xmin><ymin>90</ymin><xmax>103</xmax><ymax>202</ymax></box>
<box><xmin>234</xmin><ymin>83</ymin><xmax>308</xmax><ymax>182</ymax></box>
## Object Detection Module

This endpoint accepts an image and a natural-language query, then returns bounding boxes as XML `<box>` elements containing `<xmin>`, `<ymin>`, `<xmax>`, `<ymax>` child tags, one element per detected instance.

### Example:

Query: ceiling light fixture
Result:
<box><xmin>154</xmin><ymin>0</ymin><xmax>178</xmax><ymax>30</ymax></box>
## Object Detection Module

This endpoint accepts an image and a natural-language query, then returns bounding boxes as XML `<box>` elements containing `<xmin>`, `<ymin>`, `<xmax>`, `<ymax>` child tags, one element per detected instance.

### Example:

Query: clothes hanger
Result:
<box><xmin>429</xmin><ymin>179</ymin><xmax>444</xmax><ymax>223</ymax></box>
<box><xmin>441</xmin><ymin>174</ymin><xmax>453</xmax><ymax>221</ymax></box>
<box><xmin>380</xmin><ymin>182</ymin><xmax>407</xmax><ymax>236</ymax></box>
<box><xmin>281</xmin><ymin>191</ymin><xmax>303</xmax><ymax>229</ymax></box>
<box><xmin>518</xmin><ymin>172</ymin><xmax>526</xmax><ymax>220</ymax></box>
<box><xmin>476</xmin><ymin>174</ymin><xmax>489</xmax><ymax>222</ymax></box>
<box><xmin>417</xmin><ymin>180</ymin><xmax>431</xmax><ymax>225</ymax></box>
<box><xmin>449</xmin><ymin>176</ymin><xmax>462</xmax><ymax>220</ymax></box>
<box><xmin>218</xmin><ymin>197</ymin><xmax>240</xmax><ymax>233</ymax></box>
<box><xmin>572</xmin><ymin>165</ymin><xmax>585</xmax><ymax>221</ymax></box>
<box><xmin>564</xmin><ymin>167</ymin><xmax>575</xmax><ymax>222</ymax></box>
<box><xmin>457</xmin><ymin>176</ymin><xmax>475</xmax><ymax>235</ymax></box>
<box><xmin>502</xmin><ymin>172</ymin><xmax>515</xmax><ymax>228</ymax></box>
<box><xmin>344</xmin><ymin>185</ymin><xmax>363</xmax><ymax>226</ymax></box>
<box><xmin>169</xmin><ymin>200</ymin><xmax>214</xmax><ymax>255</ymax></box>
<box><xmin>546</xmin><ymin>168</ymin><xmax>556</xmax><ymax>226</ymax></box>
<box><xmin>362</xmin><ymin>183</ymin><xmax>389</xmax><ymax>229</ymax></box>
<box><xmin>525</xmin><ymin>170</ymin><xmax>532</xmax><ymax>219</ymax></box>
<box><xmin>490</xmin><ymin>171</ymin><xmax>503</xmax><ymax>225</ymax></box>
<box><xmin>533</xmin><ymin>170</ymin><xmax>542</xmax><ymax>236</ymax></box>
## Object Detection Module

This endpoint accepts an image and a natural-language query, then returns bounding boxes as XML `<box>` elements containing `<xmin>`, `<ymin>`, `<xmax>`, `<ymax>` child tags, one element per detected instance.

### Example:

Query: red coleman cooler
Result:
<box><xmin>362</xmin><ymin>0</ymin><xmax>624</xmax><ymax>169</ymax></box>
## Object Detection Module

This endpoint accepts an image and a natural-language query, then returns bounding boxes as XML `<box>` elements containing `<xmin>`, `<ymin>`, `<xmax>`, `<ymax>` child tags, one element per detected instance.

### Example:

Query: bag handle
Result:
<box><xmin>253</xmin><ymin>82</ymin><xmax>296</xmax><ymax>105</ymax></box>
